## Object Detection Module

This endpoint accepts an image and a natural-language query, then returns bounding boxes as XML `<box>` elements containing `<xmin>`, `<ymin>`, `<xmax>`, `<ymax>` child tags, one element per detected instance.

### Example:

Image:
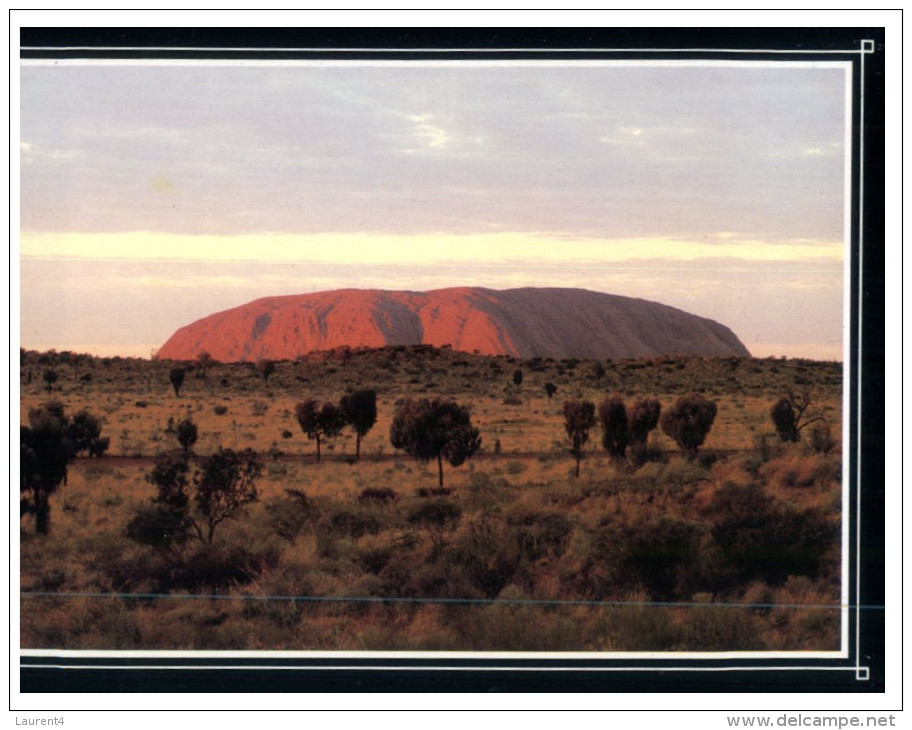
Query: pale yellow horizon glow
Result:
<box><xmin>20</xmin><ymin>231</ymin><xmax>844</xmax><ymax>266</ymax></box>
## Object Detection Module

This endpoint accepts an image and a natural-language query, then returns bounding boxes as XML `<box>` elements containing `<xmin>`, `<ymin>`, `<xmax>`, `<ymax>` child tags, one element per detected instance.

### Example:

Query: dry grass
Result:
<box><xmin>20</xmin><ymin>348</ymin><xmax>843</xmax><ymax>652</ymax></box>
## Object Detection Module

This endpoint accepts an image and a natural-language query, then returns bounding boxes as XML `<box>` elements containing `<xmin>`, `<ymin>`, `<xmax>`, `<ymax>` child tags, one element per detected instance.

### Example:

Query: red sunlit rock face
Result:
<box><xmin>155</xmin><ymin>287</ymin><xmax>751</xmax><ymax>362</ymax></box>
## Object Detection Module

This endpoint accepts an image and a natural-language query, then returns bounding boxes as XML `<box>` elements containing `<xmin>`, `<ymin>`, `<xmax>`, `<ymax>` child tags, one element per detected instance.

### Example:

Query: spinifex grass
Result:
<box><xmin>20</xmin><ymin>347</ymin><xmax>843</xmax><ymax>651</ymax></box>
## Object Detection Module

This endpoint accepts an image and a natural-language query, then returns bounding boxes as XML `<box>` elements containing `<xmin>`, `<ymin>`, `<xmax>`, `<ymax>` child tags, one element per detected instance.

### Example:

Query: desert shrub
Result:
<box><xmin>358</xmin><ymin>544</ymin><xmax>394</xmax><ymax>575</ymax></box>
<box><xmin>809</xmin><ymin>423</ymin><xmax>836</xmax><ymax>454</ymax></box>
<box><xmin>753</xmin><ymin>433</ymin><xmax>783</xmax><ymax>463</ymax></box>
<box><xmin>407</xmin><ymin>500</ymin><xmax>462</xmax><ymax>530</ymax></box>
<box><xmin>264</xmin><ymin>493</ymin><xmax>314</xmax><ymax>542</ymax></box>
<box><xmin>126</xmin><ymin>503</ymin><xmax>195</xmax><ymax>551</ymax></box>
<box><xmin>600</xmin><ymin>604</ymin><xmax>680</xmax><ymax>651</ymax></box>
<box><xmin>171</xmin><ymin>541</ymin><xmax>281</xmax><ymax>591</ymax></box>
<box><xmin>709</xmin><ymin>482</ymin><xmax>837</xmax><ymax>585</ymax></box>
<box><xmin>240</xmin><ymin>564</ymin><xmax>314</xmax><ymax>629</ymax></box>
<box><xmin>330</xmin><ymin>510</ymin><xmax>382</xmax><ymax>538</ymax></box>
<box><xmin>467</xmin><ymin>471</ymin><xmax>509</xmax><ymax>492</ymax></box>
<box><xmin>679</xmin><ymin>603</ymin><xmax>764</xmax><ymax>651</ymax></box>
<box><xmin>392</xmin><ymin>560</ymin><xmax>479</xmax><ymax>600</ymax></box>
<box><xmin>760</xmin><ymin>454</ymin><xmax>839</xmax><ymax>489</ymax></box>
<box><xmin>415</xmin><ymin>487</ymin><xmax>454</xmax><ymax>498</ymax></box>
<box><xmin>213</xmin><ymin>405</ymin><xmax>229</xmax><ymax>416</ymax></box>
<box><xmin>502</xmin><ymin>395</ymin><xmax>523</xmax><ymax>406</ymax></box>
<box><xmin>507</xmin><ymin>511</ymin><xmax>574</xmax><ymax>561</ymax></box>
<box><xmin>135</xmin><ymin>400</ymin><xmax>148</xmax><ymax>408</ymax></box>
<box><xmin>357</xmin><ymin>488</ymin><xmax>398</xmax><ymax>504</ymax></box>
<box><xmin>250</xmin><ymin>401</ymin><xmax>269</xmax><ymax>416</ymax></box>
<box><xmin>620</xmin><ymin>517</ymin><xmax>705</xmax><ymax>601</ymax></box>
<box><xmin>445</xmin><ymin>516</ymin><xmax>523</xmax><ymax>598</ymax></box>
<box><xmin>504</xmin><ymin>460</ymin><xmax>527</xmax><ymax>476</ymax></box>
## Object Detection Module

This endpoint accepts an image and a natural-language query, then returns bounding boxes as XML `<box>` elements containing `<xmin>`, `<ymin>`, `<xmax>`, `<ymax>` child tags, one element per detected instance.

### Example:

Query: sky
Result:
<box><xmin>18</xmin><ymin>60</ymin><xmax>848</xmax><ymax>359</ymax></box>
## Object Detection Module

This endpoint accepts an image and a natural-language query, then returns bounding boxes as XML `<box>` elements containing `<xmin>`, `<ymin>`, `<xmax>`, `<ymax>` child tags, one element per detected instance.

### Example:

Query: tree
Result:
<box><xmin>544</xmin><ymin>382</ymin><xmax>558</xmax><ymax>403</ymax></box>
<box><xmin>627</xmin><ymin>397</ymin><xmax>662</xmax><ymax>465</ymax></box>
<box><xmin>598</xmin><ymin>395</ymin><xmax>629</xmax><ymax>460</ymax></box>
<box><xmin>660</xmin><ymin>393</ymin><xmax>717</xmax><ymax>460</ymax></box>
<box><xmin>390</xmin><ymin>398</ymin><xmax>481</xmax><ymax>487</ymax></box>
<box><xmin>42</xmin><ymin>369</ymin><xmax>58</xmax><ymax>393</ymax></box>
<box><xmin>68</xmin><ymin>409</ymin><xmax>110</xmax><ymax>457</ymax></box>
<box><xmin>295</xmin><ymin>400</ymin><xmax>347</xmax><ymax>462</ymax></box>
<box><xmin>130</xmin><ymin>447</ymin><xmax>263</xmax><ymax>546</ymax></box>
<box><xmin>176</xmin><ymin>417</ymin><xmax>198</xmax><ymax>454</ymax></box>
<box><xmin>256</xmin><ymin>359</ymin><xmax>276</xmax><ymax>386</ymax></box>
<box><xmin>592</xmin><ymin>363</ymin><xmax>606</xmax><ymax>383</ymax></box>
<box><xmin>169</xmin><ymin>368</ymin><xmax>186</xmax><ymax>397</ymax></box>
<box><xmin>512</xmin><ymin>369</ymin><xmax>523</xmax><ymax>389</ymax></box>
<box><xmin>196</xmin><ymin>351</ymin><xmax>213</xmax><ymax>379</ymax></box>
<box><xmin>562</xmin><ymin>399</ymin><xmax>596</xmax><ymax>477</ymax></box>
<box><xmin>193</xmin><ymin>448</ymin><xmax>263</xmax><ymax>543</ymax></box>
<box><xmin>340</xmin><ymin>389</ymin><xmax>378</xmax><ymax>460</ymax></box>
<box><xmin>20</xmin><ymin>402</ymin><xmax>75</xmax><ymax>534</ymax></box>
<box><xmin>770</xmin><ymin>388</ymin><xmax>823</xmax><ymax>443</ymax></box>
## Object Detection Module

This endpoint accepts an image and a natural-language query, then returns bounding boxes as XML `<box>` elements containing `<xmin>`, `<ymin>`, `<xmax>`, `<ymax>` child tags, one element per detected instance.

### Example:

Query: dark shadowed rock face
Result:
<box><xmin>156</xmin><ymin>287</ymin><xmax>751</xmax><ymax>362</ymax></box>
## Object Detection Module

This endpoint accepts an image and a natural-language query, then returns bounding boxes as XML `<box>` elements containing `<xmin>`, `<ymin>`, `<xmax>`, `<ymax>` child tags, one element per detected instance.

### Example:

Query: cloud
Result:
<box><xmin>20</xmin><ymin>230</ymin><xmax>844</xmax><ymax>269</ymax></box>
<box><xmin>404</xmin><ymin>113</ymin><xmax>451</xmax><ymax>150</ymax></box>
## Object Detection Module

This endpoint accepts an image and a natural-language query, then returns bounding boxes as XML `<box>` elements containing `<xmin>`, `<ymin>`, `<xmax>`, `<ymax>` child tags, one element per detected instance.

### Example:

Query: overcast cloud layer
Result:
<box><xmin>19</xmin><ymin>61</ymin><xmax>848</xmax><ymax>359</ymax></box>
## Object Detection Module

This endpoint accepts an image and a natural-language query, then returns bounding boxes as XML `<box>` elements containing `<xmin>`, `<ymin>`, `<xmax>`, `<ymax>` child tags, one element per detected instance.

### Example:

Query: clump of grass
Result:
<box><xmin>357</xmin><ymin>488</ymin><xmax>398</xmax><ymax>504</ymax></box>
<box><xmin>414</xmin><ymin>487</ymin><xmax>452</xmax><ymax>498</ymax></box>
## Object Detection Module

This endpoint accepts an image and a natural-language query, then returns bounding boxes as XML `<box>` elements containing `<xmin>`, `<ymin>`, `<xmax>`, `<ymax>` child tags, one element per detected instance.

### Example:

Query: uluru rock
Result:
<box><xmin>156</xmin><ymin>287</ymin><xmax>751</xmax><ymax>362</ymax></box>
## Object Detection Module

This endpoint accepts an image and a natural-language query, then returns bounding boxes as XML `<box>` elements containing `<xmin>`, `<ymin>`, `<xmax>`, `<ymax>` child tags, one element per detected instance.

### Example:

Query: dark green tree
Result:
<box><xmin>256</xmin><ymin>359</ymin><xmax>276</xmax><ymax>386</ymax></box>
<box><xmin>544</xmin><ymin>382</ymin><xmax>558</xmax><ymax>403</ymax></box>
<box><xmin>193</xmin><ymin>448</ymin><xmax>263</xmax><ymax>543</ymax></box>
<box><xmin>68</xmin><ymin>409</ymin><xmax>110</xmax><ymax>457</ymax></box>
<box><xmin>20</xmin><ymin>402</ymin><xmax>75</xmax><ymax>534</ymax></box>
<box><xmin>627</xmin><ymin>397</ymin><xmax>662</xmax><ymax>465</ymax></box>
<box><xmin>196</xmin><ymin>351</ymin><xmax>213</xmax><ymax>379</ymax></box>
<box><xmin>562</xmin><ymin>399</ymin><xmax>596</xmax><ymax>478</ymax></box>
<box><xmin>42</xmin><ymin>369</ymin><xmax>58</xmax><ymax>393</ymax></box>
<box><xmin>175</xmin><ymin>417</ymin><xmax>198</xmax><ymax>454</ymax></box>
<box><xmin>340</xmin><ymin>389</ymin><xmax>378</xmax><ymax>460</ymax></box>
<box><xmin>295</xmin><ymin>400</ymin><xmax>347</xmax><ymax>462</ymax></box>
<box><xmin>660</xmin><ymin>393</ymin><xmax>717</xmax><ymax>460</ymax></box>
<box><xmin>130</xmin><ymin>448</ymin><xmax>263</xmax><ymax>546</ymax></box>
<box><xmin>770</xmin><ymin>389</ymin><xmax>822</xmax><ymax>443</ymax></box>
<box><xmin>169</xmin><ymin>368</ymin><xmax>186</xmax><ymax>397</ymax></box>
<box><xmin>390</xmin><ymin>398</ymin><xmax>481</xmax><ymax>487</ymax></box>
<box><xmin>598</xmin><ymin>395</ymin><xmax>629</xmax><ymax>460</ymax></box>
<box><xmin>127</xmin><ymin>450</ymin><xmax>194</xmax><ymax>550</ymax></box>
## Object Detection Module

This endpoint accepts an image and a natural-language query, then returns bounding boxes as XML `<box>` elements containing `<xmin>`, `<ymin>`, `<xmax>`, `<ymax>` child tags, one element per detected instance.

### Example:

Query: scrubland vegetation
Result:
<box><xmin>19</xmin><ymin>346</ymin><xmax>843</xmax><ymax>652</ymax></box>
